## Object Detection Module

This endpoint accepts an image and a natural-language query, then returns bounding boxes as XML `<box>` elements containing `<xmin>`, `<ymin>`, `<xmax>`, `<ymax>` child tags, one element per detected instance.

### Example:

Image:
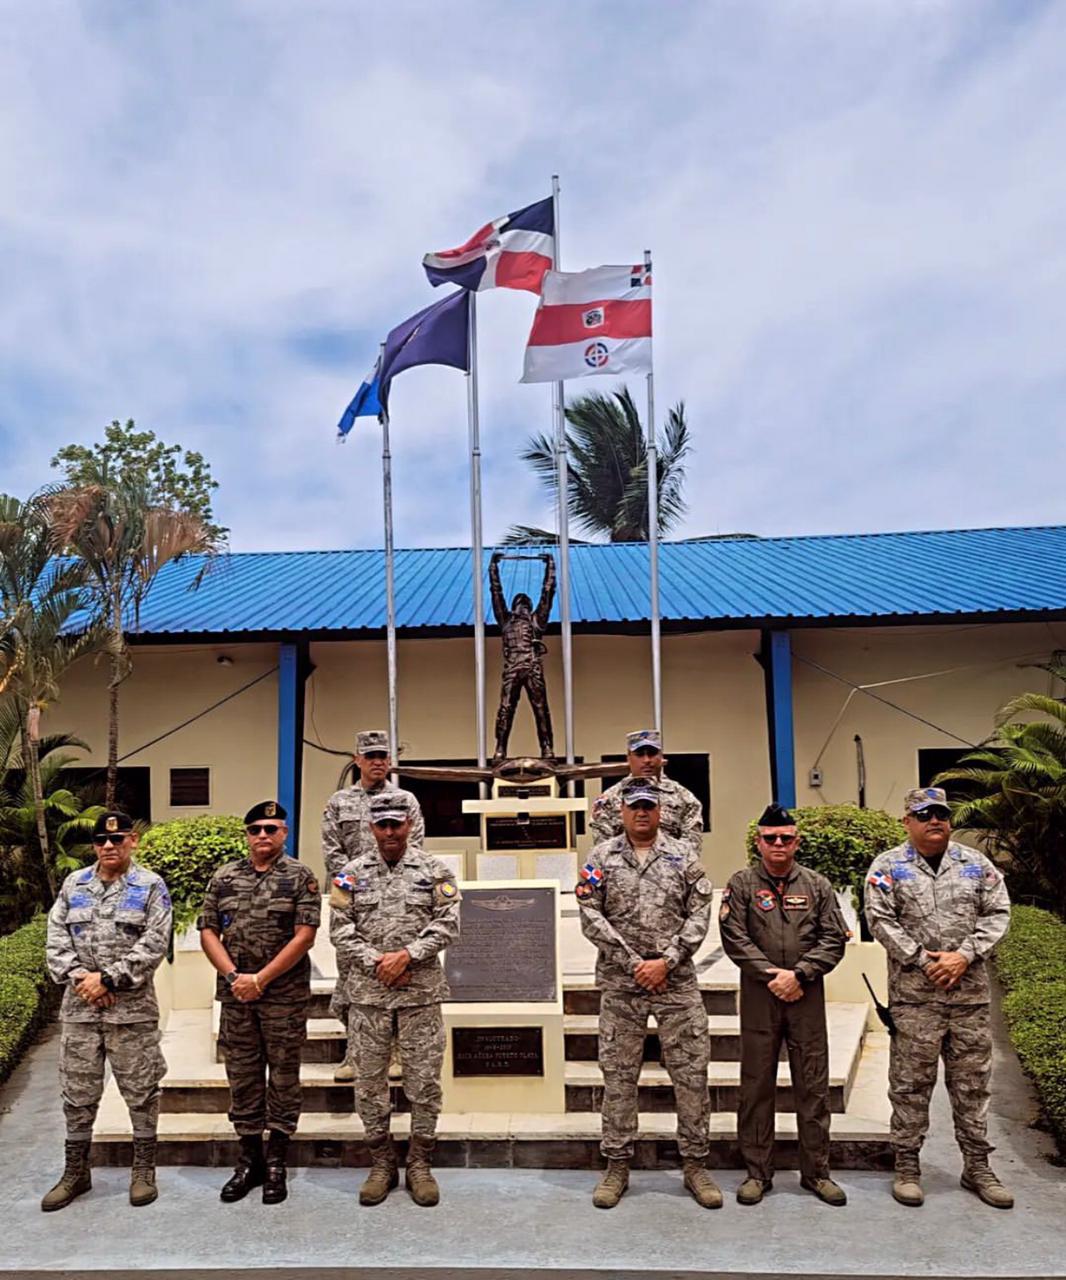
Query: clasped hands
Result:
<box><xmin>375</xmin><ymin>949</ymin><xmax>412</xmax><ymax>988</ymax></box>
<box><xmin>633</xmin><ymin>957</ymin><xmax>669</xmax><ymax>994</ymax></box>
<box><xmin>766</xmin><ymin>967</ymin><xmax>804</xmax><ymax>1002</ymax></box>
<box><xmin>923</xmin><ymin>950</ymin><xmax>969</xmax><ymax>988</ymax></box>
<box><xmin>73</xmin><ymin>971</ymin><xmax>115</xmax><ymax>1009</ymax></box>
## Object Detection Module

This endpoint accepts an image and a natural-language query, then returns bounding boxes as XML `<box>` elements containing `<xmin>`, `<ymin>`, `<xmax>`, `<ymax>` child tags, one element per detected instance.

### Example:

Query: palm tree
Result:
<box><xmin>46</xmin><ymin>471</ymin><xmax>224</xmax><ymax>806</ymax></box>
<box><xmin>503</xmin><ymin>386</ymin><xmax>690</xmax><ymax>545</ymax></box>
<box><xmin>0</xmin><ymin>495</ymin><xmax>100</xmax><ymax>893</ymax></box>
<box><xmin>934</xmin><ymin>670</ymin><xmax>1066</xmax><ymax>915</ymax></box>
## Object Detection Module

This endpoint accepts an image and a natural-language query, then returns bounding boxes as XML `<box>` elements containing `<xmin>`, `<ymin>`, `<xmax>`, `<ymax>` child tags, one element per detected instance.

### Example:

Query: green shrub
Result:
<box><xmin>995</xmin><ymin>904</ymin><xmax>1066</xmax><ymax>1153</ymax></box>
<box><xmin>137</xmin><ymin>814</ymin><xmax>247</xmax><ymax>931</ymax></box>
<box><xmin>0</xmin><ymin>914</ymin><xmax>59</xmax><ymax>1084</ymax></box>
<box><xmin>746</xmin><ymin>804</ymin><xmax>906</xmax><ymax>907</ymax></box>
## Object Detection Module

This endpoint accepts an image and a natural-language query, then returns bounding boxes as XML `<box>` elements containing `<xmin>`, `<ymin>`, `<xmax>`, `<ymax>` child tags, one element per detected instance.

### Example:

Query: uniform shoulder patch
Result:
<box><xmin>694</xmin><ymin>877</ymin><xmax>713</xmax><ymax>897</ymax></box>
<box><xmin>579</xmin><ymin>862</ymin><xmax>604</xmax><ymax>886</ymax></box>
<box><xmin>436</xmin><ymin>880</ymin><xmax>458</xmax><ymax>900</ymax></box>
<box><xmin>575</xmin><ymin>881</ymin><xmax>595</xmax><ymax>900</ymax></box>
<box><xmin>868</xmin><ymin>869</ymin><xmax>893</xmax><ymax>893</ymax></box>
<box><xmin>685</xmin><ymin>861</ymin><xmax>706</xmax><ymax>884</ymax></box>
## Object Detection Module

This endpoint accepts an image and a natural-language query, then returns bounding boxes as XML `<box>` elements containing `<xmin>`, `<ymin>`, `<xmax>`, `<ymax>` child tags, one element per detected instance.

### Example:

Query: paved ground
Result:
<box><xmin>1</xmin><ymin>998</ymin><xmax>1063</xmax><ymax>1280</ymax></box>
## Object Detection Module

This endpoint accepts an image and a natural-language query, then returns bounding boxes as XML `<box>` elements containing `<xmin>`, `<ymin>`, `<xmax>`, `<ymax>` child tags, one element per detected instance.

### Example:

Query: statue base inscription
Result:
<box><xmin>444</xmin><ymin>886</ymin><xmax>557</xmax><ymax>1002</ymax></box>
<box><xmin>452</xmin><ymin>1026</ymin><xmax>544</xmax><ymax>1077</ymax></box>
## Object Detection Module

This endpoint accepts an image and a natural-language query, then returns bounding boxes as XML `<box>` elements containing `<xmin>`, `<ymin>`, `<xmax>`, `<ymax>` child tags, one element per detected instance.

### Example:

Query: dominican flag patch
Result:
<box><xmin>333</xmin><ymin>872</ymin><xmax>358</xmax><ymax>892</ymax></box>
<box><xmin>579</xmin><ymin>863</ymin><xmax>603</xmax><ymax>887</ymax></box>
<box><xmin>868</xmin><ymin>869</ymin><xmax>893</xmax><ymax>893</ymax></box>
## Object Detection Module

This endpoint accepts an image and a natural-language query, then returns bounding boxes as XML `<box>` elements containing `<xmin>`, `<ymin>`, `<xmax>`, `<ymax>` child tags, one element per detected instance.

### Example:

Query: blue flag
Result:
<box><xmin>336</xmin><ymin>363</ymin><xmax>382</xmax><ymax>439</ymax></box>
<box><xmin>378</xmin><ymin>290</ymin><xmax>470</xmax><ymax>418</ymax></box>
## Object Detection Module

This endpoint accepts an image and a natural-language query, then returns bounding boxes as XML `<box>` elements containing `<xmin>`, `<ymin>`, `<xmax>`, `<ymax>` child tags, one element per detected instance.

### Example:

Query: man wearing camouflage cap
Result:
<box><xmin>43</xmin><ymin>810</ymin><xmax>172</xmax><ymax>1211</ymax></box>
<box><xmin>577</xmin><ymin>779</ymin><xmax>720</xmax><ymax>1210</ymax></box>
<box><xmin>332</xmin><ymin>791</ymin><xmax>461</xmax><ymax>1207</ymax></box>
<box><xmin>200</xmin><ymin>801</ymin><xmax>320</xmax><ymax>1204</ymax></box>
<box><xmin>865</xmin><ymin>787</ymin><xmax>1013</xmax><ymax>1209</ymax></box>
<box><xmin>321</xmin><ymin>730</ymin><xmax>425</xmax><ymax>1083</ymax></box>
<box><xmin>590</xmin><ymin>730</ymin><xmax>703</xmax><ymax>858</ymax></box>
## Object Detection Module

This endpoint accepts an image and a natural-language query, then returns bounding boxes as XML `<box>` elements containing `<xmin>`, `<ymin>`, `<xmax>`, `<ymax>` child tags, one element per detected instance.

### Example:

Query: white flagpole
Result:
<box><xmin>379</xmin><ymin>342</ymin><xmax>400</xmax><ymax>786</ymax></box>
<box><xmin>552</xmin><ymin>173</ymin><xmax>575</xmax><ymax>772</ymax></box>
<box><xmin>466</xmin><ymin>293</ymin><xmax>488</xmax><ymax>794</ymax></box>
<box><xmin>644</xmin><ymin>249</ymin><xmax>662</xmax><ymax>732</ymax></box>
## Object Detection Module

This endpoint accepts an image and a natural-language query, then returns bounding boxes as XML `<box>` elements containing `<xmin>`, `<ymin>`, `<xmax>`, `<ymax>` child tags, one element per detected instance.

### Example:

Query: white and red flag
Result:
<box><xmin>520</xmin><ymin>263</ymin><xmax>652</xmax><ymax>383</ymax></box>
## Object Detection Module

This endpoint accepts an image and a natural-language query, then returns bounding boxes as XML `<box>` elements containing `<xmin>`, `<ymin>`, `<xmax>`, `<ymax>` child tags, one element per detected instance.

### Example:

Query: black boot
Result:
<box><xmin>262</xmin><ymin>1130</ymin><xmax>289</xmax><ymax>1204</ymax></box>
<box><xmin>220</xmin><ymin>1134</ymin><xmax>265</xmax><ymax>1202</ymax></box>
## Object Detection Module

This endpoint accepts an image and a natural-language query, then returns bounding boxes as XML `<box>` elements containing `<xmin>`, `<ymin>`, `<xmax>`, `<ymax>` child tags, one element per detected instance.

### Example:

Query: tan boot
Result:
<box><xmin>736</xmin><ymin>1176</ymin><xmax>771</xmax><ymax>1205</ymax></box>
<box><xmin>359</xmin><ymin>1135</ymin><xmax>398</xmax><ymax>1206</ymax></box>
<box><xmin>682</xmin><ymin>1159</ymin><xmax>723</xmax><ymax>1208</ymax></box>
<box><xmin>592</xmin><ymin>1158</ymin><xmax>630</xmax><ymax>1208</ymax></box>
<box><xmin>892</xmin><ymin>1150</ymin><xmax>924</xmax><ymax>1207</ymax></box>
<box><xmin>333</xmin><ymin>1057</ymin><xmax>356</xmax><ymax>1083</ymax></box>
<box><xmin>405</xmin><ymin>1135</ymin><xmax>440</xmax><ymax>1207</ymax></box>
<box><xmin>41</xmin><ymin>1140</ymin><xmax>92</xmax><ymax>1212</ymax></box>
<box><xmin>961</xmin><ymin>1155</ymin><xmax>1014</xmax><ymax>1209</ymax></box>
<box><xmin>129</xmin><ymin>1137</ymin><xmax>159</xmax><ymax>1207</ymax></box>
<box><xmin>801</xmin><ymin>1175</ymin><xmax>847</xmax><ymax>1206</ymax></box>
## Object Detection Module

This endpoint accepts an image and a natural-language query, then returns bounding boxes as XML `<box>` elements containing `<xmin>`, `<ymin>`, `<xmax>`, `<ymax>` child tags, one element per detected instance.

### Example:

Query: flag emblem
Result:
<box><xmin>423</xmin><ymin>196</ymin><xmax>555</xmax><ymax>294</ymax></box>
<box><xmin>630</xmin><ymin>264</ymin><xmax>651</xmax><ymax>287</ymax></box>
<box><xmin>868</xmin><ymin>869</ymin><xmax>893</xmax><ymax>893</ymax></box>
<box><xmin>584</xmin><ymin>341</ymin><xmax>609</xmax><ymax>369</ymax></box>
<box><xmin>580</xmin><ymin>862</ymin><xmax>603</xmax><ymax>886</ymax></box>
<box><xmin>582</xmin><ymin>307</ymin><xmax>604</xmax><ymax>329</ymax></box>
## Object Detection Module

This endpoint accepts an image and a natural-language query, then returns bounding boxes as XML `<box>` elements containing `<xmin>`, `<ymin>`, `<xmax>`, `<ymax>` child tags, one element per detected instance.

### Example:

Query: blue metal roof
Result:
<box><xmin>124</xmin><ymin>525</ymin><xmax>1066</xmax><ymax>637</ymax></box>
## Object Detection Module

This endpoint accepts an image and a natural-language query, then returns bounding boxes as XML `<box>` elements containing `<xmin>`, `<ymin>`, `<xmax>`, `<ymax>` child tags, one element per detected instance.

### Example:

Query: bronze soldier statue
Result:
<box><xmin>490</xmin><ymin>550</ymin><xmax>556</xmax><ymax>761</ymax></box>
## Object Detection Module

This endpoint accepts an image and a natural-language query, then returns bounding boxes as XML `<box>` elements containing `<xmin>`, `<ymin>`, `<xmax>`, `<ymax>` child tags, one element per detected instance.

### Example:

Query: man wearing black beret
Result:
<box><xmin>720</xmin><ymin>803</ymin><xmax>849</xmax><ymax>1207</ymax></box>
<box><xmin>199</xmin><ymin>800</ymin><xmax>320</xmax><ymax>1204</ymax></box>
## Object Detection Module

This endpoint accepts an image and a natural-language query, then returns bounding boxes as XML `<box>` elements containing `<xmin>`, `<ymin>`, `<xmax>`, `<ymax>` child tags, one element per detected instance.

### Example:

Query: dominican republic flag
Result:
<box><xmin>521</xmin><ymin>263</ymin><xmax>652</xmax><ymax>383</ymax></box>
<box><xmin>423</xmin><ymin>196</ymin><xmax>554</xmax><ymax>294</ymax></box>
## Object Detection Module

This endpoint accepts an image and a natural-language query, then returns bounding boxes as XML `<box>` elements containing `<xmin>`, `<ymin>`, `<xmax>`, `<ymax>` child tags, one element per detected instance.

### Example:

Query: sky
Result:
<box><xmin>1</xmin><ymin>0</ymin><xmax>1063</xmax><ymax>553</ymax></box>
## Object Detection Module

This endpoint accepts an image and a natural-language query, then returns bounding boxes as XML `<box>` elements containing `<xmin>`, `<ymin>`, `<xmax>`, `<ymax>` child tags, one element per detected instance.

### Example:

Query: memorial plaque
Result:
<box><xmin>485</xmin><ymin>813</ymin><xmax>569</xmax><ymax>851</ymax></box>
<box><xmin>452</xmin><ymin>1026</ymin><xmax>544</xmax><ymax>1076</ymax></box>
<box><xmin>445</xmin><ymin>886</ymin><xmax>557</xmax><ymax>1002</ymax></box>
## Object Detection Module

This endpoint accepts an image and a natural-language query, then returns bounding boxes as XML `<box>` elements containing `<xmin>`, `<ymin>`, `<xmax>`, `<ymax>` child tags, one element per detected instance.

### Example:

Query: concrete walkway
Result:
<box><xmin>1</xmin><ymin>999</ymin><xmax>1063</xmax><ymax>1280</ymax></box>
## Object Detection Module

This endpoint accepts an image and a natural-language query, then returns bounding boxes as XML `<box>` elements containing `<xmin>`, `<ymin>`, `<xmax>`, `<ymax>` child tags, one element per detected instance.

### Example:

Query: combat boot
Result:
<box><xmin>961</xmin><ymin>1154</ymin><xmax>1014</xmax><ymax>1209</ymax></box>
<box><xmin>683</xmin><ymin>1159</ymin><xmax>723</xmax><ymax>1208</ymax></box>
<box><xmin>262</xmin><ymin>1130</ymin><xmax>289</xmax><ymax>1204</ymax></box>
<box><xmin>892</xmin><ymin>1150</ymin><xmax>924</xmax><ymax>1207</ymax></box>
<box><xmin>736</xmin><ymin>1177</ymin><xmax>771</xmax><ymax>1205</ymax></box>
<box><xmin>333</xmin><ymin>1056</ymin><xmax>356</xmax><ymax>1083</ymax></box>
<box><xmin>359</xmin><ymin>1135</ymin><xmax>399</xmax><ymax>1205</ymax></box>
<box><xmin>129</xmin><ymin>1137</ymin><xmax>159</xmax><ymax>1207</ymax></box>
<box><xmin>220</xmin><ymin>1134</ymin><xmax>266</xmax><ymax>1202</ymax></box>
<box><xmin>405</xmin><ymin>1135</ymin><xmax>440</xmax><ymax>1207</ymax></box>
<box><xmin>41</xmin><ymin>1140</ymin><xmax>92</xmax><ymax>1212</ymax></box>
<box><xmin>800</xmin><ymin>1175</ymin><xmax>848</xmax><ymax>1206</ymax></box>
<box><xmin>592</xmin><ymin>1159</ymin><xmax>630</xmax><ymax>1209</ymax></box>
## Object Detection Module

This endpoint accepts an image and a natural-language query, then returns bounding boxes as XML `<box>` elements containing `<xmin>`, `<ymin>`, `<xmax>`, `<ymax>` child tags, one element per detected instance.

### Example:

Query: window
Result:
<box><xmin>169</xmin><ymin>767</ymin><xmax>210</xmax><ymax>807</ymax></box>
<box><xmin>917</xmin><ymin>748</ymin><xmax>984</xmax><ymax>799</ymax></box>
<box><xmin>600</xmin><ymin>752</ymin><xmax>711</xmax><ymax>831</ymax></box>
<box><xmin>58</xmin><ymin>766</ymin><xmax>152</xmax><ymax>823</ymax></box>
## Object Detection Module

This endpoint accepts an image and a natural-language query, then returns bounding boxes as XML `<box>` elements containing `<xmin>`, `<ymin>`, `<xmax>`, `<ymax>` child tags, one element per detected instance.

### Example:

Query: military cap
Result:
<box><xmin>756</xmin><ymin>802</ymin><xmax>795</xmax><ymax>827</ymax></box>
<box><xmin>626</xmin><ymin>728</ymin><xmax>662</xmax><ymax>753</ymax></box>
<box><xmin>244</xmin><ymin>799</ymin><xmax>287</xmax><ymax>824</ymax></box>
<box><xmin>904</xmin><ymin>786</ymin><xmax>949</xmax><ymax>814</ymax></box>
<box><xmin>93</xmin><ymin>810</ymin><xmax>135</xmax><ymax>837</ymax></box>
<box><xmin>621</xmin><ymin>779</ymin><xmax>660</xmax><ymax>807</ymax></box>
<box><xmin>356</xmin><ymin>729</ymin><xmax>390</xmax><ymax>756</ymax></box>
<box><xmin>369</xmin><ymin>792</ymin><xmax>411</xmax><ymax>823</ymax></box>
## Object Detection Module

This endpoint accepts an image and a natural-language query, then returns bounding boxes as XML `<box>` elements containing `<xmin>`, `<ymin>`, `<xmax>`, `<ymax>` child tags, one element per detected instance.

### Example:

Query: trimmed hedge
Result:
<box><xmin>995</xmin><ymin>905</ymin><xmax>1066</xmax><ymax>1153</ymax></box>
<box><xmin>137</xmin><ymin>814</ymin><xmax>248</xmax><ymax>932</ymax></box>
<box><xmin>0</xmin><ymin>914</ymin><xmax>59</xmax><ymax>1085</ymax></box>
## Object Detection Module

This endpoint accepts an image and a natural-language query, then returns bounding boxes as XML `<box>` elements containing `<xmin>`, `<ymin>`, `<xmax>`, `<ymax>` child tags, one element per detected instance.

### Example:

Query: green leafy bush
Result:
<box><xmin>995</xmin><ymin>904</ymin><xmax>1066</xmax><ymax>1153</ymax></box>
<box><xmin>137</xmin><ymin>814</ymin><xmax>247</xmax><ymax>931</ymax></box>
<box><xmin>0</xmin><ymin>914</ymin><xmax>59</xmax><ymax>1084</ymax></box>
<box><xmin>746</xmin><ymin>804</ymin><xmax>906</xmax><ymax>907</ymax></box>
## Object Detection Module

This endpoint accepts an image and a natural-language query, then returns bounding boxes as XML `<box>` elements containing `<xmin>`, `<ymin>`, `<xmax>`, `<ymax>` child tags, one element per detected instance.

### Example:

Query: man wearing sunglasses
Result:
<box><xmin>44</xmin><ymin>810</ymin><xmax>172</xmax><ymax>1211</ymax></box>
<box><xmin>331</xmin><ymin>791</ymin><xmax>460</xmax><ymax>1207</ymax></box>
<box><xmin>720</xmin><ymin>803</ymin><xmax>849</xmax><ymax>1207</ymax></box>
<box><xmin>199</xmin><ymin>800</ymin><xmax>320</xmax><ymax>1205</ymax></box>
<box><xmin>590</xmin><ymin>729</ymin><xmax>704</xmax><ymax>858</ymax></box>
<box><xmin>864</xmin><ymin>787</ymin><xmax>1012</xmax><ymax>1209</ymax></box>
<box><xmin>321</xmin><ymin>730</ymin><xmax>424</xmax><ymax>1084</ymax></box>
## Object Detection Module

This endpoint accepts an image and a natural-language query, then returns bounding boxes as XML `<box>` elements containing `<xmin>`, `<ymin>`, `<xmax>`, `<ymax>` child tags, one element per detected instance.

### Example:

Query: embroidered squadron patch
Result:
<box><xmin>694</xmin><ymin>877</ymin><xmax>713</xmax><ymax>897</ymax></box>
<box><xmin>685</xmin><ymin>862</ymin><xmax>705</xmax><ymax>884</ymax></box>
<box><xmin>755</xmin><ymin>889</ymin><xmax>776</xmax><ymax>912</ymax></box>
<box><xmin>783</xmin><ymin>894</ymin><xmax>809</xmax><ymax>910</ymax></box>
<box><xmin>438</xmin><ymin>881</ymin><xmax>458</xmax><ymax>899</ymax></box>
<box><xmin>575</xmin><ymin>881</ymin><xmax>595</xmax><ymax>900</ymax></box>
<box><xmin>960</xmin><ymin>864</ymin><xmax>983</xmax><ymax>880</ymax></box>
<box><xmin>306</xmin><ymin>879</ymin><xmax>319</xmax><ymax>895</ymax></box>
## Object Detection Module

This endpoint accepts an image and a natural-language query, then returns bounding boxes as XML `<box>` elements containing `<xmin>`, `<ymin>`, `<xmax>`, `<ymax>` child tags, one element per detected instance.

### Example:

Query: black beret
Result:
<box><xmin>244</xmin><ymin>800</ymin><xmax>287</xmax><ymax>824</ymax></box>
<box><xmin>757</xmin><ymin>802</ymin><xmax>795</xmax><ymax>827</ymax></box>
<box><xmin>93</xmin><ymin>810</ymin><xmax>135</xmax><ymax>837</ymax></box>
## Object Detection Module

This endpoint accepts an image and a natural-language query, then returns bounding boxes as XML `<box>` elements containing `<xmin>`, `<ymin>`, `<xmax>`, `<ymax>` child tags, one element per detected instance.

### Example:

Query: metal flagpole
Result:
<box><xmin>552</xmin><ymin>173</ymin><xmax>575</xmax><ymax>772</ymax></box>
<box><xmin>379</xmin><ymin>341</ymin><xmax>400</xmax><ymax>786</ymax></box>
<box><xmin>644</xmin><ymin>248</ymin><xmax>662</xmax><ymax>732</ymax></box>
<box><xmin>466</xmin><ymin>293</ymin><xmax>488</xmax><ymax>796</ymax></box>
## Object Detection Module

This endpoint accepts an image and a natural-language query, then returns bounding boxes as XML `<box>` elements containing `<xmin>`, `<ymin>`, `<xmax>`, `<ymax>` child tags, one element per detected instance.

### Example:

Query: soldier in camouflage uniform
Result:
<box><xmin>577</xmin><ymin>779</ymin><xmax>720</xmax><ymax>1210</ymax></box>
<box><xmin>199</xmin><ymin>800</ymin><xmax>320</xmax><ymax>1205</ymax></box>
<box><xmin>321</xmin><ymin>729</ymin><xmax>424</xmax><ymax>1083</ymax></box>
<box><xmin>720</xmin><ymin>803</ymin><xmax>849</xmax><ymax>1207</ymax></box>
<box><xmin>864</xmin><ymin>787</ymin><xmax>1013</xmax><ymax>1210</ymax></box>
<box><xmin>590</xmin><ymin>730</ymin><xmax>703</xmax><ymax>858</ymax></box>
<box><xmin>43</xmin><ymin>810</ymin><xmax>172</xmax><ymax>1211</ymax></box>
<box><xmin>332</xmin><ymin>791</ymin><xmax>460</xmax><ymax>1207</ymax></box>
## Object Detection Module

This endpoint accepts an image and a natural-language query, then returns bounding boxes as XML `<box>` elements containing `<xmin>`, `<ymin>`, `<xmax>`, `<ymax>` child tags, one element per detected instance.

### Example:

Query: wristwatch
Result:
<box><xmin>792</xmin><ymin>968</ymin><xmax>805</xmax><ymax>985</ymax></box>
<box><xmin>100</xmin><ymin>973</ymin><xmax>116</xmax><ymax>993</ymax></box>
<box><xmin>224</xmin><ymin>970</ymin><xmax>239</xmax><ymax>988</ymax></box>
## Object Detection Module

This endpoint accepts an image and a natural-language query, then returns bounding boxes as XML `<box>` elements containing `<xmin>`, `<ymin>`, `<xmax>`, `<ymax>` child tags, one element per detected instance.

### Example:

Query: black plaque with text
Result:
<box><xmin>445</xmin><ymin>886</ymin><xmax>557</xmax><ymax>1002</ymax></box>
<box><xmin>452</xmin><ymin>1025</ymin><xmax>544</xmax><ymax>1076</ymax></box>
<box><xmin>485</xmin><ymin>813</ymin><xmax>569</xmax><ymax>851</ymax></box>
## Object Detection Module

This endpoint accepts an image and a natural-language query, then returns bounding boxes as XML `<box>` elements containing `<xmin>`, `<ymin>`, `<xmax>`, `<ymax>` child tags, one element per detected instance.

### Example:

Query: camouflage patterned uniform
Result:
<box><xmin>322</xmin><ymin>782</ymin><xmax>424</xmax><ymax>1026</ymax></box>
<box><xmin>46</xmin><ymin>863</ymin><xmax>172</xmax><ymax>1139</ymax></box>
<box><xmin>590</xmin><ymin>775</ymin><xmax>703</xmax><ymax>858</ymax></box>
<box><xmin>577</xmin><ymin>832</ymin><xmax>714</xmax><ymax>1160</ymax></box>
<box><xmin>332</xmin><ymin>842</ymin><xmax>460</xmax><ymax>1140</ymax></box>
<box><xmin>198</xmin><ymin>855</ymin><xmax>321</xmax><ymax>1136</ymax></box>
<box><xmin>865</xmin><ymin>839</ymin><xmax>1011</xmax><ymax>1157</ymax></box>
